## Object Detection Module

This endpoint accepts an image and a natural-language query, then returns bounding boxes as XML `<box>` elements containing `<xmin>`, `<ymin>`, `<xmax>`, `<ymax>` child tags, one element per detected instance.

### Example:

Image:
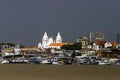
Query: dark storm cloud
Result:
<box><xmin>0</xmin><ymin>0</ymin><xmax>120</xmax><ymax>45</ymax></box>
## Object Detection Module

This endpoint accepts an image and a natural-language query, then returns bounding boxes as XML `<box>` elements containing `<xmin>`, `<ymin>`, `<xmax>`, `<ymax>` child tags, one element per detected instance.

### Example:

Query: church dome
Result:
<box><xmin>56</xmin><ymin>32</ymin><xmax>62</xmax><ymax>43</ymax></box>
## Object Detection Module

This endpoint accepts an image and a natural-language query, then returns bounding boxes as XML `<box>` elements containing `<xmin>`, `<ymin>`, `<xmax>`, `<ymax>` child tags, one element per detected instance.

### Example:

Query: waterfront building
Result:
<box><xmin>76</xmin><ymin>36</ymin><xmax>88</xmax><ymax>48</ymax></box>
<box><xmin>104</xmin><ymin>41</ymin><xmax>112</xmax><ymax>48</ymax></box>
<box><xmin>20</xmin><ymin>46</ymin><xmax>41</xmax><ymax>56</ymax></box>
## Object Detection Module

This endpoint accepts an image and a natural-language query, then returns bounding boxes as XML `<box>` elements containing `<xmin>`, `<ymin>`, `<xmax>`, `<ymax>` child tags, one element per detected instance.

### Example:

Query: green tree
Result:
<box><xmin>61</xmin><ymin>42</ymin><xmax>82</xmax><ymax>50</ymax></box>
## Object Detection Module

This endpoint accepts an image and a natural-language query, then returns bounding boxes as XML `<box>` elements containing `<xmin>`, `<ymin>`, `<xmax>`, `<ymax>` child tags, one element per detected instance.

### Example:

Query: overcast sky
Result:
<box><xmin>0</xmin><ymin>0</ymin><xmax>120</xmax><ymax>45</ymax></box>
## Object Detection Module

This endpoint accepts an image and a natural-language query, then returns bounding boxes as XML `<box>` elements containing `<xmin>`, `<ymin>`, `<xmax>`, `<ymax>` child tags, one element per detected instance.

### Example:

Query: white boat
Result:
<box><xmin>1</xmin><ymin>59</ymin><xmax>9</xmax><ymax>64</ymax></box>
<box><xmin>52</xmin><ymin>61</ymin><xmax>59</xmax><ymax>65</ymax></box>
<box><xmin>40</xmin><ymin>59</ymin><xmax>51</xmax><ymax>64</ymax></box>
<box><xmin>98</xmin><ymin>60</ymin><xmax>111</xmax><ymax>65</ymax></box>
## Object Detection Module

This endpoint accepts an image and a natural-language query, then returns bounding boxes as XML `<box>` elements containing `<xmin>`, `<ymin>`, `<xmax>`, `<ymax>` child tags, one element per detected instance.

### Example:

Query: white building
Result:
<box><xmin>38</xmin><ymin>32</ymin><xmax>63</xmax><ymax>49</ymax></box>
<box><xmin>104</xmin><ymin>41</ymin><xmax>112</xmax><ymax>48</ymax></box>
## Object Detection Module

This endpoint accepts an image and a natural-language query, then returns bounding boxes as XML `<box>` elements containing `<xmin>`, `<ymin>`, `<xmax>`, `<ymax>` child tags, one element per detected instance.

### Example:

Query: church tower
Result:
<box><xmin>56</xmin><ymin>32</ymin><xmax>62</xmax><ymax>43</ymax></box>
<box><xmin>42</xmin><ymin>32</ymin><xmax>48</xmax><ymax>48</ymax></box>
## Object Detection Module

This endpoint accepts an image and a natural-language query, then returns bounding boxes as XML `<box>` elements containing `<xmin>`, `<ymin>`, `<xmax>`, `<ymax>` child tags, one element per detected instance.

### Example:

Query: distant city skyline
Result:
<box><xmin>0</xmin><ymin>0</ymin><xmax>120</xmax><ymax>45</ymax></box>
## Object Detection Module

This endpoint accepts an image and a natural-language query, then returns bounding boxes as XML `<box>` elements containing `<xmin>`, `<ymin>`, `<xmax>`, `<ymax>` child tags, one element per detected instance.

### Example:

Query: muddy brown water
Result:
<box><xmin>0</xmin><ymin>64</ymin><xmax>120</xmax><ymax>80</ymax></box>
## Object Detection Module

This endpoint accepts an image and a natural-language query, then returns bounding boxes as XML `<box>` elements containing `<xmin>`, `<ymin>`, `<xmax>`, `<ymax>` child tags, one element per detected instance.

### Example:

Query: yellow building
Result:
<box><xmin>2</xmin><ymin>48</ymin><xmax>14</xmax><ymax>54</ymax></box>
<box><xmin>20</xmin><ymin>47</ymin><xmax>42</xmax><ymax>56</ymax></box>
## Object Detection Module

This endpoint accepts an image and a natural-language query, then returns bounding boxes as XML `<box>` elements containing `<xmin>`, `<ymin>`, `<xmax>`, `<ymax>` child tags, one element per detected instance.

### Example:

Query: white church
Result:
<box><xmin>38</xmin><ymin>32</ymin><xmax>65</xmax><ymax>49</ymax></box>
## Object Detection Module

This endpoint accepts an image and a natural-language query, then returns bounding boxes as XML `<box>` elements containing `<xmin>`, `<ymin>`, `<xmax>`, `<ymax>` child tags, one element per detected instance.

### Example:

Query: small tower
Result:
<box><xmin>42</xmin><ymin>32</ymin><xmax>48</xmax><ymax>48</ymax></box>
<box><xmin>38</xmin><ymin>43</ymin><xmax>42</xmax><ymax>48</ymax></box>
<box><xmin>14</xmin><ymin>44</ymin><xmax>20</xmax><ymax>55</ymax></box>
<box><xmin>56</xmin><ymin>32</ymin><xmax>62</xmax><ymax>43</ymax></box>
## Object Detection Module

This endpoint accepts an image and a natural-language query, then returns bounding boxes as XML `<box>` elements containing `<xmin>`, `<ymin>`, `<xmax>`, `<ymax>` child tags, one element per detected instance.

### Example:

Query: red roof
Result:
<box><xmin>110</xmin><ymin>41</ymin><xmax>117</xmax><ymax>47</ymax></box>
<box><xmin>50</xmin><ymin>43</ymin><xmax>67</xmax><ymax>47</ymax></box>
<box><xmin>94</xmin><ymin>41</ymin><xmax>105</xmax><ymax>45</ymax></box>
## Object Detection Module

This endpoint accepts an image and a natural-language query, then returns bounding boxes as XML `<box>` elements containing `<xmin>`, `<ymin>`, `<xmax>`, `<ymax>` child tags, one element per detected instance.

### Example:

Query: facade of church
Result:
<box><xmin>38</xmin><ymin>32</ymin><xmax>63</xmax><ymax>49</ymax></box>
